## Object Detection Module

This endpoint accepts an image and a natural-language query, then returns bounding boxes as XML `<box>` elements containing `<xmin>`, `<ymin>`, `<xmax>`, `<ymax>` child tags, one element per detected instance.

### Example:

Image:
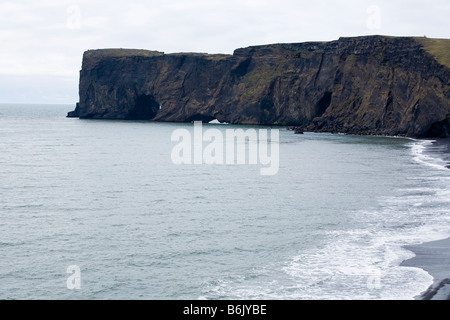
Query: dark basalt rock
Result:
<box><xmin>425</xmin><ymin>118</ymin><xmax>450</xmax><ymax>138</ymax></box>
<box><xmin>68</xmin><ymin>36</ymin><xmax>450</xmax><ymax>138</ymax></box>
<box><xmin>67</xmin><ymin>103</ymin><xmax>80</xmax><ymax>118</ymax></box>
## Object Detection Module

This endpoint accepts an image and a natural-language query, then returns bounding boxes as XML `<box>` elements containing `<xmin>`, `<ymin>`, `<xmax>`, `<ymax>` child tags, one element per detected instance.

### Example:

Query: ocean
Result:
<box><xmin>0</xmin><ymin>103</ymin><xmax>449</xmax><ymax>300</ymax></box>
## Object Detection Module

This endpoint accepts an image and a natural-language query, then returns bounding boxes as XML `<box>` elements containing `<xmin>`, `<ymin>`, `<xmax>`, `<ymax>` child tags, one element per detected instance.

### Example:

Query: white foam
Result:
<box><xmin>201</xmin><ymin>138</ymin><xmax>450</xmax><ymax>300</ymax></box>
<box><xmin>411</xmin><ymin>140</ymin><xmax>449</xmax><ymax>171</ymax></box>
<box><xmin>280</xmin><ymin>228</ymin><xmax>440</xmax><ymax>300</ymax></box>
<box><xmin>203</xmin><ymin>191</ymin><xmax>450</xmax><ymax>300</ymax></box>
<box><xmin>208</xmin><ymin>119</ymin><xmax>229</xmax><ymax>125</ymax></box>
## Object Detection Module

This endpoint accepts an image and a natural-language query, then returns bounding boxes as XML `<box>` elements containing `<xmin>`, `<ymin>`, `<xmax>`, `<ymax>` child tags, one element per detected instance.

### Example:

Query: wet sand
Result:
<box><xmin>429</xmin><ymin>138</ymin><xmax>450</xmax><ymax>168</ymax></box>
<box><xmin>401</xmin><ymin>238</ymin><xmax>450</xmax><ymax>300</ymax></box>
<box><xmin>400</xmin><ymin>138</ymin><xmax>450</xmax><ymax>300</ymax></box>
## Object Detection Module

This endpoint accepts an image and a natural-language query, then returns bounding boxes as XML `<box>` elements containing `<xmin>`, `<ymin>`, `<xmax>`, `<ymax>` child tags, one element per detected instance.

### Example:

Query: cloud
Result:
<box><xmin>0</xmin><ymin>3</ymin><xmax>45</xmax><ymax>24</ymax></box>
<box><xmin>0</xmin><ymin>0</ymin><xmax>448</xmax><ymax>103</ymax></box>
<box><xmin>123</xmin><ymin>5</ymin><xmax>160</xmax><ymax>28</ymax></box>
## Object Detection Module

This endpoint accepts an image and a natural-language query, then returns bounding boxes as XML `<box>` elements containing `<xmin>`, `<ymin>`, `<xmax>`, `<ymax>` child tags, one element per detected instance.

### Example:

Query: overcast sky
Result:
<box><xmin>0</xmin><ymin>0</ymin><xmax>449</xmax><ymax>104</ymax></box>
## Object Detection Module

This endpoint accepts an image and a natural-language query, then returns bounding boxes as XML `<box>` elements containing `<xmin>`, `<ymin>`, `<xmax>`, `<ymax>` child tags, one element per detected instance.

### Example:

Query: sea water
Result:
<box><xmin>0</xmin><ymin>104</ymin><xmax>449</xmax><ymax>300</ymax></box>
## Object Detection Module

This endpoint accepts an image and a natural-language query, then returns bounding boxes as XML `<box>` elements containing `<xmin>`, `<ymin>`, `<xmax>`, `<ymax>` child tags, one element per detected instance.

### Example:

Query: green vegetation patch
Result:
<box><xmin>415</xmin><ymin>37</ymin><xmax>450</xmax><ymax>69</ymax></box>
<box><xmin>83</xmin><ymin>49</ymin><xmax>165</xmax><ymax>69</ymax></box>
<box><xmin>242</xmin><ymin>60</ymin><xmax>287</xmax><ymax>100</ymax></box>
<box><xmin>86</xmin><ymin>48</ymin><xmax>165</xmax><ymax>58</ymax></box>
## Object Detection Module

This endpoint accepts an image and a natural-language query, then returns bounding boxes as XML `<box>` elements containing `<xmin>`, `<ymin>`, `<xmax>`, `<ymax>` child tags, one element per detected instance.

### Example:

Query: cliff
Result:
<box><xmin>68</xmin><ymin>36</ymin><xmax>450</xmax><ymax>138</ymax></box>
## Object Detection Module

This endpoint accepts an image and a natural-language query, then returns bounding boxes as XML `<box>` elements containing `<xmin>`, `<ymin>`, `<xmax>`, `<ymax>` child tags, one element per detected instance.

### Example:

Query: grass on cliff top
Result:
<box><xmin>85</xmin><ymin>48</ymin><xmax>165</xmax><ymax>58</ymax></box>
<box><xmin>169</xmin><ymin>52</ymin><xmax>231</xmax><ymax>60</ymax></box>
<box><xmin>415</xmin><ymin>37</ymin><xmax>450</xmax><ymax>69</ymax></box>
<box><xmin>85</xmin><ymin>49</ymin><xmax>231</xmax><ymax>62</ymax></box>
<box><xmin>83</xmin><ymin>49</ymin><xmax>165</xmax><ymax>69</ymax></box>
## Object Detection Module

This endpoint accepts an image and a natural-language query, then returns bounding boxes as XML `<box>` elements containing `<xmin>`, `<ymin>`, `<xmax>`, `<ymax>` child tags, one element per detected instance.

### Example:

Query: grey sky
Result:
<box><xmin>0</xmin><ymin>0</ymin><xmax>448</xmax><ymax>104</ymax></box>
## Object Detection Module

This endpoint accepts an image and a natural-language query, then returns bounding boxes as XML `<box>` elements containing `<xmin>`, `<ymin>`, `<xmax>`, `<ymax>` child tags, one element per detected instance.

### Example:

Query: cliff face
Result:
<box><xmin>68</xmin><ymin>36</ymin><xmax>450</xmax><ymax>138</ymax></box>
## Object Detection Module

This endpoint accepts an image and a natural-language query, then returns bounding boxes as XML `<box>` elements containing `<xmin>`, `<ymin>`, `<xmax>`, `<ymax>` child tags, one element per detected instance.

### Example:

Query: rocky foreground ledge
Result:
<box><xmin>68</xmin><ymin>36</ymin><xmax>450</xmax><ymax>138</ymax></box>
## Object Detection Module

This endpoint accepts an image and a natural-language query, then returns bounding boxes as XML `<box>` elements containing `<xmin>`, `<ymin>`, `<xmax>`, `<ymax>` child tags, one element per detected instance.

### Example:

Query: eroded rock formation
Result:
<box><xmin>68</xmin><ymin>36</ymin><xmax>450</xmax><ymax>138</ymax></box>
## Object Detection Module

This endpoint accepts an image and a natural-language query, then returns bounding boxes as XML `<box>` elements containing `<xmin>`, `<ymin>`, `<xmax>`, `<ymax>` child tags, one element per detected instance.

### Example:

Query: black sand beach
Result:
<box><xmin>428</xmin><ymin>138</ymin><xmax>450</xmax><ymax>169</ymax></box>
<box><xmin>401</xmin><ymin>238</ymin><xmax>450</xmax><ymax>300</ymax></box>
<box><xmin>400</xmin><ymin>138</ymin><xmax>450</xmax><ymax>300</ymax></box>
<box><xmin>437</xmin><ymin>139</ymin><xmax>450</xmax><ymax>169</ymax></box>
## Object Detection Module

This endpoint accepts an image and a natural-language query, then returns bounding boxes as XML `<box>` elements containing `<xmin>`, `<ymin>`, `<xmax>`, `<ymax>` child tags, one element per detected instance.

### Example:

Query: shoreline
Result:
<box><xmin>400</xmin><ymin>138</ymin><xmax>450</xmax><ymax>300</ymax></box>
<box><xmin>431</xmin><ymin>138</ymin><xmax>450</xmax><ymax>168</ymax></box>
<box><xmin>401</xmin><ymin>238</ymin><xmax>450</xmax><ymax>300</ymax></box>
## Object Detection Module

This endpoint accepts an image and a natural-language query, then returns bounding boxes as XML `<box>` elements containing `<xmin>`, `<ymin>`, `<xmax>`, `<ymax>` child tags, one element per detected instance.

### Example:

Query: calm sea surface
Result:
<box><xmin>0</xmin><ymin>104</ymin><xmax>449</xmax><ymax>300</ymax></box>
